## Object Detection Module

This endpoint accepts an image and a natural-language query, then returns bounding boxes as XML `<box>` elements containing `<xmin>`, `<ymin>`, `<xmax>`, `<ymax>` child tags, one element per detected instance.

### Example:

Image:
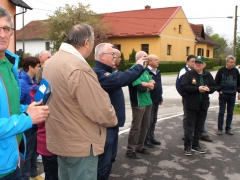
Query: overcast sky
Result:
<box><xmin>16</xmin><ymin>0</ymin><xmax>239</xmax><ymax>44</ymax></box>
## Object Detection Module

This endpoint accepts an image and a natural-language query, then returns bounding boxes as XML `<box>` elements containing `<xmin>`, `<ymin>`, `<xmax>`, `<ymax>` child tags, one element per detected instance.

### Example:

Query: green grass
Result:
<box><xmin>212</xmin><ymin>66</ymin><xmax>222</xmax><ymax>70</ymax></box>
<box><xmin>234</xmin><ymin>104</ymin><xmax>240</xmax><ymax>115</ymax></box>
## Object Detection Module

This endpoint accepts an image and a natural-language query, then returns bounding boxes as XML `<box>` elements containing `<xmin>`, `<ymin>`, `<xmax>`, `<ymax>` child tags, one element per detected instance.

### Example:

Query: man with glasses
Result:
<box><xmin>215</xmin><ymin>55</ymin><xmax>240</xmax><ymax>135</ymax></box>
<box><xmin>93</xmin><ymin>43</ymin><xmax>146</xmax><ymax>180</ymax></box>
<box><xmin>0</xmin><ymin>6</ymin><xmax>50</xmax><ymax>180</ymax></box>
<box><xmin>176</xmin><ymin>55</ymin><xmax>213</xmax><ymax>142</ymax></box>
<box><xmin>181</xmin><ymin>56</ymin><xmax>216</xmax><ymax>156</ymax></box>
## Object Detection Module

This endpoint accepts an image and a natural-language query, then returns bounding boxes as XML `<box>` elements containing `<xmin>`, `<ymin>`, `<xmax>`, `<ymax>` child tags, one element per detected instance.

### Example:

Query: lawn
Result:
<box><xmin>234</xmin><ymin>104</ymin><xmax>240</xmax><ymax>115</ymax></box>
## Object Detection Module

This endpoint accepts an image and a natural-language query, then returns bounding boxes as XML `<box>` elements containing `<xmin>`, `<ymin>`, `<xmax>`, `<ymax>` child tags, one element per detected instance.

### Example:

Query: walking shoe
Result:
<box><xmin>200</xmin><ymin>135</ymin><xmax>213</xmax><ymax>142</ymax></box>
<box><xmin>136</xmin><ymin>148</ymin><xmax>151</xmax><ymax>155</ymax></box>
<box><xmin>217</xmin><ymin>130</ymin><xmax>223</xmax><ymax>135</ymax></box>
<box><xmin>37</xmin><ymin>155</ymin><xmax>42</xmax><ymax>163</ymax></box>
<box><xmin>192</xmin><ymin>146</ymin><xmax>206</xmax><ymax>154</ymax></box>
<box><xmin>145</xmin><ymin>142</ymin><xmax>154</xmax><ymax>148</ymax></box>
<box><xmin>185</xmin><ymin>146</ymin><xmax>192</xmax><ymax>156</ymax></box>
<box><xmin>30</xmin><ymin>175</ymin><xmax>44</xmax><ymax>180</ymax></box>
<box><xmin>151</xmin><ymin>139</ymin><xmax>161</xmax><ymax>145</ymax></box>
<box><xmin>225</xmin><ymin>130</ymin><xmax>234</xmax><ymax>135</ymax></box>
<box><xmin>126</xmin><ymin>152</ymin><xmax>141</xmax><ymax>159</ymax></box>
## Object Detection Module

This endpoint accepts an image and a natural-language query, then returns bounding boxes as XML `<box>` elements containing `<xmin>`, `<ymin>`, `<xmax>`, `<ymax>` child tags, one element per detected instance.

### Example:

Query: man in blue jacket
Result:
<box><xmin>0</xmin><ymin>6</ymin><xmax>50</xmax><ymax>180</ymax></box>
<box><xmin>144</xmin><ymin>54</ymin><xmax>163</xmax><ymax>148</ymax></box>
<box><xmin>93</xmin><ymin>43</ymin><xmax>146</xmax><ymax>180</ymax></box>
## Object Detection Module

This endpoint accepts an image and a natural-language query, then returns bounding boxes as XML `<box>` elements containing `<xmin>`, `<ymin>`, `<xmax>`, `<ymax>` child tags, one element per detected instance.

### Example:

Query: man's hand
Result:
<box><xmin>26</xmin><ymin>101</ymin><xmax>50</xmax><ymax>124</ymax></box>
<box><xmin>159</xmin><ymin>102</ymin><xmax>163</xmax><ymax>105</ymax></box>
<box><xmin>199</xmin><ymin>86</ymin><xmax>209</xmax><ymax>93</ymax></box>
<box><xmin>238</xmin><ymin>93</ymin><xmax>240</xmax><ymax>100</ymax></box>
<box><xmin>136</xmin><ymin>56</ymin><xmax>148</xmax><ymax>68</ymax></box>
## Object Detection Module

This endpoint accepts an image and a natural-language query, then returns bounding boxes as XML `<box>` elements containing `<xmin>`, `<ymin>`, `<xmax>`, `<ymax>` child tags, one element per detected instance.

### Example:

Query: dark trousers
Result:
<box><xmin>184</xmin><ymin>107</ymin><xmax>207</xmax><ymax>149</ymax></box>
<box><xmin>0</xmin><ymin>168</ymin><xmax>21</xmax><ymax>180</ymax></box>
<box><xmin>98</xmin><ymin>127</ymin><xmax>119</xmax><ymax>180</ymax></box>
<box><xmin>218</xmin><ymin>93</ymin><xmax>236</xmax><ymax>131</ymax></box>
<box><xmin>182</xmin><ymin>98</ymin><xmax>208</xmax><ymax>137</ymax></box>
<box><xmin>145</xmin><ymin>103</ymin><xmax>159</xmax><ymax>144</ymax></box>
<box><xmin>127</xmin><ymin>105</ymin><xmax>152</xmax><ymax>154</ymax></box>
<box><xmin>21</xmin><ymin>128</ymin><xmax>38</xmax><ymax>180</ymax></box>
<box><xmin>42</xmin><ymin>155</ymin><xmax>58</xmax><ymax>180</ymax></box>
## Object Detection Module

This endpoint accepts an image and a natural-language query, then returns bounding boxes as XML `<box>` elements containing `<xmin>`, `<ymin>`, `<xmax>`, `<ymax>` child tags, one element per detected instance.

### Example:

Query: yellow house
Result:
<box><xmin>101</xmin><ymin>6</ymin><xmax>218</xmax><ymax>61</ymax></box>
<box><xmin>0</xmin><ymin>0</ymin><xmax>32</xmax><ymax>53</ymax></box>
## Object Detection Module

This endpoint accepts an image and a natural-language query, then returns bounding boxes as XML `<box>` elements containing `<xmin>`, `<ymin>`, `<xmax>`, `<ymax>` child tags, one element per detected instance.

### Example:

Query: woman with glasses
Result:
<box><xmin>18</xmin><ymin>57</ymin><xmax>44</xmax><ymax>180</ymax></box>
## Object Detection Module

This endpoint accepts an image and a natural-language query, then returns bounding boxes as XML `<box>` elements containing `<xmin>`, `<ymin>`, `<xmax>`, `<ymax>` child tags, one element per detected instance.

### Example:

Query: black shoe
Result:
<box><xmin>200</xmin><ymin>135</ymin><xmax>213</xmax><ymax>142</ymax></box>
<box><xmin>136</xmin><ymin>148</ymin><xmax>151</xmax><ymax>155</ymax></box>
<box><xmin>185</xmin><ymin>146</ymin><xmax>192</xmax><ymax>156</ymax></box>
<box><xmin>151</xmin><ymin>139</ymin><xmax>161</xmax><ymax>145</ymax></box>
<box><xmin>217</xmin><ymin>130</ymin><xmax>223</xmax><ymax>135</ymax></box>
<box><xmin>145</xmin><ymin>142</ymin><xmax>154</xmax><ymax>148</ymax></box>
<box><xmin>126</xmin><ymin>152</ymin><xmax>141</xmax><ymax>159</ymax></box>
<box><xmin>192</xmin><ymin>146</ymin><xmax>206</xmax><ymax>154</ymax></box>
<box><xmin>225</xmin><ymin>130</ymin><xmax>234</xmax><ymax>135</ymax></box>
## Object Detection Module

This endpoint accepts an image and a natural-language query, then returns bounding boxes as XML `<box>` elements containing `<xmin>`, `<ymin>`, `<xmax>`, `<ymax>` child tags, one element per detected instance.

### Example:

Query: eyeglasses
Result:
<box><xmin>102</xmin><ymin>52</ymin><xmax>116</xmax><ymax>56</ymax></box>
<box><xmin>0</xmin><ymin>26</ymin><xmax>14</xmax><ymax>34</ymax></box>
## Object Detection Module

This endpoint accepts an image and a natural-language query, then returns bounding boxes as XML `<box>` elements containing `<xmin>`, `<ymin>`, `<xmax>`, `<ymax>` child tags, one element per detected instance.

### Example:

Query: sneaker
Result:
<box><xmin>136</xmin><ymin>148</ymin><xmax>151</xmax><ymax>155</ymax></box>
<box><xmin>200</xmin><ymin>135</ymin><xmax>213</xmax><ymax>142</ymax></box>
<box><xmin>192</xmin><ymin>146</ymin><xmax>206</xmax><ymax>154</ymax></box>
<box><xmin>217</xmin><ymin>130</ymin><xmax>223</xmax><ymax>135</ymax></box>
<box><xmin>37</xmin><ymin>155</ymin><xmax>42</xmax><ymax>163</ymax></box>
<box><xmin>185</xmin><ymin>146</ymin><xmax>192</xmax><ymax>156</ymax></box>
<box><xmin>30</xmin><ymin>175</ymin><xmax>44</xmax><ymax>180</ymax></box>
<box><xmin>225</xmin><ymin>130</ymin><xmax>234</xmax><ymax>135</ymax></box>
<box><xmin>126</xmin><ymin>152</ymin><xmax>141</xmax><ymax>159</ymax></box>
<box><xmin>151</xmin><ymin>139</ymin><xmax>161</xmax><ymax>145</ymax></box>
<box><xmin>145</xmin><ymin>142</ymin><xmax>154</xmax><ymax>148</ymax></box>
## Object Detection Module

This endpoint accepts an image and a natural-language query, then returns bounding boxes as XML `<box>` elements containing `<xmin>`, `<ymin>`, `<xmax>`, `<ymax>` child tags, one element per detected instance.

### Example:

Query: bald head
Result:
<box><xmin>148</xmin><ymin>54</ymin><xmax>159</xmax><ymax>69</ymax></box>
<box><xmin>135</xmin><ymin>51</ymin><xmax>147</xmax><ymax>61</ymax></box>
<box><xmin>39</xmin><ymin>50</ymin><xmax>51</xmax><ymax>65</ymax></box>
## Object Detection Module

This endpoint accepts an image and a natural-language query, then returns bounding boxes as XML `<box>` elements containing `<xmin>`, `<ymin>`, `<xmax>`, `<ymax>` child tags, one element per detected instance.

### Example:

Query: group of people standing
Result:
<box><xmin>1</xmin><ymin>5</ymin><xmax>240</xmax><ymax>180</ymax></box>
<box><xmin>176</xmin><ymin>55</ymin><xmax>240</xmax><ymax>156</ymax></box>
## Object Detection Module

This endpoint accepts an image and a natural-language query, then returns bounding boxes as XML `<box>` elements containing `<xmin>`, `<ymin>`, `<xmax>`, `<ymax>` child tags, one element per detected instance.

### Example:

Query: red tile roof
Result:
<box><xmin>101</xmin><ymin>6</ymin><xmax>181</xmax><ymax>37</ymax></box>
<box><xmin>16</xmin><ymin>20</ymin><xmax>47</xmax><ymax>40</ymax></box>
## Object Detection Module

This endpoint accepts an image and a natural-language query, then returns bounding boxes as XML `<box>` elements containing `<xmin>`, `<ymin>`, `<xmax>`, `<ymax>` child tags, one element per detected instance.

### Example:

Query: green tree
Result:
<box><xmin>211</xmin><ymin>33</ymin><xmax>228</xmax><ymax>59</ymax></box>
<box><xmin>129</xmin><ymin>49</ymin><xmax>136</xmax><ymax>63</ymax></box>
<box><xmin>43</xmin><ymin>3</ymin><xmax>110</xmax><ymax>59</ymax></box>
<box><xmin>118</xmin><ymin>52</ymin><xmax>126</xmax><ymax>71</ymax></box>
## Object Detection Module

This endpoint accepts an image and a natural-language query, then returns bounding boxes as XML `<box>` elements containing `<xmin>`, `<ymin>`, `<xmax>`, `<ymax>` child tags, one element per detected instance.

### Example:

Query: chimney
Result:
<box><xmin>145</xmin><ymin>5</ymin><xmax>151</xmax><ymax>9</ymax></box>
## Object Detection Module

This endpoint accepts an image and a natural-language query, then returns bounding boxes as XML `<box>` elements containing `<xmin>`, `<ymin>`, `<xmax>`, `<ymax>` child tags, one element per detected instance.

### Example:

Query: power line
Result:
<box><xmin>35</xmin><ymin>0</ymin><xmax>57</xmax><ymax>7</ymax></box>
<box><xmin>32</xmin><ymin>8</ymin><xmax>54</xmax><ymax>12</ymax></box>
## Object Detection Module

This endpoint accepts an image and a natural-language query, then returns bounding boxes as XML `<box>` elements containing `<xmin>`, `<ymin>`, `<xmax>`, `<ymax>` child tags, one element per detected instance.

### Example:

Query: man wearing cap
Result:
<box><xmin>215</xmin><ymin>55</ymin><xmax>240</xmax><ymax>135</ymax></box>
<box><xmin>181</xmin><ymin>56</ymin><xmax>217</xmax><ymax>156</ymax></box>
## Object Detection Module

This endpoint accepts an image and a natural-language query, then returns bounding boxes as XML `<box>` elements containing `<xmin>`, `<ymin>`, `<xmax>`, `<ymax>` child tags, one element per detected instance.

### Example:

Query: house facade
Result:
<box><xmin>102</xmin><ymin>6</ymin><xmax>218</xmax><ymax>61</ymax></box>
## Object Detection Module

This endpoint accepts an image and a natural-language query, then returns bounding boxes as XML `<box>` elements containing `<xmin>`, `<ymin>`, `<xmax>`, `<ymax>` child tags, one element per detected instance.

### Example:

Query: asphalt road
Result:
<box><xmin>37</xmin><ymin>70</ymin><xmax>240</xmax><ymax>179</ymax></box>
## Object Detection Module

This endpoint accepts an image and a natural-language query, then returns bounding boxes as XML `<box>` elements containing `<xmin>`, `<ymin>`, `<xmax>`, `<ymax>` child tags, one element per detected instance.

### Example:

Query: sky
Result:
<box><xmin>16</xmin><ymin>0</ymin><xmax>239</xmax><ymax>44</ymax></box>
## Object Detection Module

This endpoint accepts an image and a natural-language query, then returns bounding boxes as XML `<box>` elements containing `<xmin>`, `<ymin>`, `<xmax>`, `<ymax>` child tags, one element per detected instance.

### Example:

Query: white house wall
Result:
<box><xmin>16</xmin><ymin>40</ymin><xmax>52</xmax><ymax>56</ymax></box>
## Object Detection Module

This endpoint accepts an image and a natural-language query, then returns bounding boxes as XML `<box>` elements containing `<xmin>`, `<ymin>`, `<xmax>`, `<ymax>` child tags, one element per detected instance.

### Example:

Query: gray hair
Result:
<box><xmin>39</xmin><ymin>50</ymin><xmax>50</xmax><ymax>57</ymax></box>
<box><xmin>226</xmin><ymin>55</ymin><xmax>235</xmax><ymax>62</ymax></box>
<box><xmin>0</xmin><ymin>6</ymin><xmax>14</xmax><ymax>28</ymax></box>
<box><xmin>94</xmin><ymin>43</ymin><xmax>113</xmax><ymax>60</ymax></box>
<box><xmin>65</xmin><ymin>23</ymin><xmax>94</xmax><ymax>49</ymax></box>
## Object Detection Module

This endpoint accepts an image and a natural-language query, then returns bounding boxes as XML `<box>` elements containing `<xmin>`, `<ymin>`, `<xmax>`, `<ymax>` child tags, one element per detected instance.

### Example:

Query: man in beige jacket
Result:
<box><xmin>43</xmin><ymin>24</ymin><xmax>117</xmax><ymax>180</ymax></box>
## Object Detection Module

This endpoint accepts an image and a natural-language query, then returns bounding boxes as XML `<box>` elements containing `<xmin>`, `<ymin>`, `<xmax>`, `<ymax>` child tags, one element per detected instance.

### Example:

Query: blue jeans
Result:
<box><xmin>21</xmin><ymin>128</ymin><xmax>38</xmax><ymax>180</ymax></box>
<box><xmin>97</xmin><ymin>127</ymin><xmax>119</xmax><ymax>180</ymax></box>
<box><xmin>42</xmin><ymin>155</ymin><xmax>58</xmax><ymax>180</ymax></box>
<box><xmin>218</xmin><ymin>93</ymin><xmax>236</xmax><ymax>131</ymax></box>
<box><xmin>0</xmin><ymin>167</ymin><xmax>21</xmax><ymax>180</ymax></box>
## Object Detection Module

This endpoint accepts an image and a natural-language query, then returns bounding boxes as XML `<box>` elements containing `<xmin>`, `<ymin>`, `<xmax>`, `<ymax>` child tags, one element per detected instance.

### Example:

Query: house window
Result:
<box><xmin>179</xmin><ymin>25</ymin><xmax>182</xmax><ymax>34</ymax></box>
<box><xmin>167</xmin><ymin>45</ymin><xmax>171</xmax><ymax>55</ymax></box>
<box><xmin>186</xmin><ymin>47</ymin><xmax>190</xmax><ymax>56</ymax></box>
<box><xmin>116</xmin><ymin>44</ymin><xmax>121</xmax><ymax>51</ymax></box>
<box><xmin>206</xmin><ymin>50</ymin><xmax>210</xmax><ymax>57</ymax></box>
<box><xmin>45</xmin><ymin>42</ymin><xmax>50</xmax><ymax>50</ymax></box>
<box><xmin>197</xmin><ymin>48</ymin><xmax>204</xmax><ymax>56</ymax></box>
<box><xmin>141</xmin><ymin>44</ymin><xmax>149</xmax><ymax>54</ymax></box>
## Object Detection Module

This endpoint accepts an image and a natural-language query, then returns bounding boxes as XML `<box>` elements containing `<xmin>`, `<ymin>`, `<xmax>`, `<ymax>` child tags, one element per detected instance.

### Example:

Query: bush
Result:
<box><xmin>87</xmin><ymin>60</ymin><xmax>95</xmax><ymax>67</ymax></box>
<box><xmin>205</xmin><ymin>58</ymin><xmax>223</xmax><ymax>66</ymax></box>
<box><xmin>128</xmin><ymin>49</ymin><xmax>136</xmax><ymax>63</ymax></box>
<box><xmin>118</xmin><ymin>52</ymin><xmax>127</xmax><ymax>71</ymax></box>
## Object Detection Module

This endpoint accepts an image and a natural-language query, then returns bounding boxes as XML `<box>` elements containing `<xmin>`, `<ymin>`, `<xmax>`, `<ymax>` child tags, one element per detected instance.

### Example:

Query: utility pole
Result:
<box><xmin>233</xmin><ymin>6</ymin><xmax>238</xmax><ymax>56</ymax></box>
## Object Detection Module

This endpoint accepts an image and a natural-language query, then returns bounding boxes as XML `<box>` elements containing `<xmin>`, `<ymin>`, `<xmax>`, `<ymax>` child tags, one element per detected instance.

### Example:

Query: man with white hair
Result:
<box><xmin>39</xmin><ymin>50</ymin><xmax>51</xmax><ymax>66</ymax></box>
<box><xmin>93</xmin><ymin>43</ymin><xmax>146</xmax><ymax>180</ymax></box>
<box><xmin>215</xmin><ymin>55</ymin><xmax>240</xmax><ymax>135</ymax></box>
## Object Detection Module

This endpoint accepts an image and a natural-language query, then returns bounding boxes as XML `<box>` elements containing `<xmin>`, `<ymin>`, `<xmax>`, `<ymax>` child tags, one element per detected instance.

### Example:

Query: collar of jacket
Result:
<box><xmin>146</xmin><ymin>66</ymin><xmax>159</xmax><ymax>75</ymax></box>
<box><xmin>95</xmin><ymin>60</ymin><xmax>114</xmax><ymax>73</ymax></box>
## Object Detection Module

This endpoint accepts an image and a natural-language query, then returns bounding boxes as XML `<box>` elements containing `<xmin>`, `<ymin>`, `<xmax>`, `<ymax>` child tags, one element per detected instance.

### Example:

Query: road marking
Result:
<box><xmin>119</xmin><ymin>105</ymin><xmax>219</xmax><ymax>135</ymax></box>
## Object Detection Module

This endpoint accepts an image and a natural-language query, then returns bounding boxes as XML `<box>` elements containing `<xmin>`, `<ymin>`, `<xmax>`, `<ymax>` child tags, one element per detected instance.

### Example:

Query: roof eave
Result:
<box><xmin>9</xmin><ymin>0</ymin><xmax>33</xmax><ymax>10</ymax></box>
